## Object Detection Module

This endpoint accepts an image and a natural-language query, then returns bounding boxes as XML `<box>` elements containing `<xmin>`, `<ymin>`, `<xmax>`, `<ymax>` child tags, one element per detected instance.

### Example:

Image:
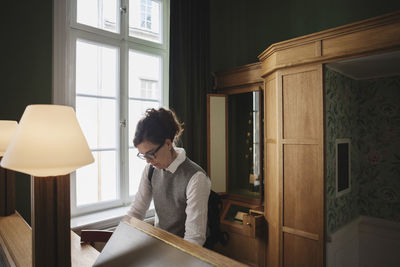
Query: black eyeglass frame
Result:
<box><xmin>137</xmin><ymin>143</ymin><xmax>164</xmax><ymax>160</ymax></box>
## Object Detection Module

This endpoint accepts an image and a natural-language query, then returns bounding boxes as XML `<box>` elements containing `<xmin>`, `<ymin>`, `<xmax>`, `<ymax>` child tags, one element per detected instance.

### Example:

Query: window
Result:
<box><xmin>54</xmin><ymin>0</ymin><xmax>169</xmax><ymax>217</ymax></box>
<box><xmin>336</xmin><ymin>139</ymin><xmax>351</xmax><ymax>197</ymax></box>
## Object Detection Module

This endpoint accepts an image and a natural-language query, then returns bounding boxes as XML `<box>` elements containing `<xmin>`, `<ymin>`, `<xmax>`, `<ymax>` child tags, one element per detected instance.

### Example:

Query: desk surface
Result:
<box><xmin>95</xmin><ymin>217</ymin><xmax>247</xmax><ymax>267</ymax></box>
<box><xmin>0</xmin><ymin>212</ymin><xmax>99</xmax><ymax>267</ymax></box>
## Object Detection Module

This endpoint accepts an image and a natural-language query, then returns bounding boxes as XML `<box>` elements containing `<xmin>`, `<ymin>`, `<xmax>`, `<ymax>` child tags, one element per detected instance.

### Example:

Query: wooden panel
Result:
<box><xmin>281</xmin><ymin>66</ymin><xmax>322</xmax><ymax>139</ymax></box>
<box><xmin>214</xmin><ymin>62</ymin><xmax>263</xmax><ymax>89</ymax></box>
<box><xmin>0</xmin><ymin>213</ymin><xmax>32</xmax><ymax>266</ymax></box>
<box><xmin>265</xmin><ymin>76</ymin><xmax>277</xmax><ymax>140</ymax></box>
<box><xmin>276</xmin><ymin>41</ymin><xmax>319</xmax><ymax>66</ymax></box>
<box><xmin>283</xmin><ymin>144</ymin><xmax>322</xmax><ymax>234</ymax></box>
<box><xmin>323</xmin><ymin>21</ymin><xmax>400</xmax><ymax>57</ymax></box>
<box><xmin>31</xmin><ymin>175</ymin><xmax>71</xmax><ymax>267</ymax></box>
<box><xmin>265</xmin><ymin>143</ymin><xmax>279</xmax><ymax>267</ymax></box>
<box><xmin>258</xmin><ymin>11</ymin><xmax>400</xmax><ymax>77</ymax></box>
<box><xmin>264</xmin><ymin>72</ymin><xmax>280</xmax><ymax>267</ymax></box>
<box><xmin>0</xmin><ymin>165</ymin><xmax>15</xmax><ymax>216</ymax></box>
<box><xmin>215</xmin><ymin>225</ymin><xmax>265</xmax><ymax>267</ymax></box>
<box><xmin>282</xmin><ymin>233</ymin><xmax>320</xmax><ymax>267</ymax></box>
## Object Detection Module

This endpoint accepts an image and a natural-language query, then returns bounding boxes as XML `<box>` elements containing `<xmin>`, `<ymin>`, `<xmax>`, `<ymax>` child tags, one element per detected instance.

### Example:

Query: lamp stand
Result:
<box><xmin>31</xmin><ymin>174</ymin><xmax>71</xmax><ymax>267</ymax></box>
<box><xmin>0</xmin><ymin>157</ymin><xmax>15</xmax><ymax>216</ymax></box>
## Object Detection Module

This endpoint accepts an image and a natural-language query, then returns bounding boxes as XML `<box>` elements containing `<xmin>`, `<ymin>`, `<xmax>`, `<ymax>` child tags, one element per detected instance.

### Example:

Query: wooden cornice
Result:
<box><xmin>213</xmin><ymin>62</ymin><xmax>263</xmax><ymax>90</ymax></box>
<box><xmin>258</xmin><ymin>10</ymin><xmax>400</xmax><ymax>77</ymax></box>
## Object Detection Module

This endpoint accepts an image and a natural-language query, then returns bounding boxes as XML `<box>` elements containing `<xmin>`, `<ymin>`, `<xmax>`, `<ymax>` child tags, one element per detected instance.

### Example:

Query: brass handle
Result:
<box><xmin>246</xmin><ymin>222</ymin><xmax>251</xmax><ymax>226</ymax></box>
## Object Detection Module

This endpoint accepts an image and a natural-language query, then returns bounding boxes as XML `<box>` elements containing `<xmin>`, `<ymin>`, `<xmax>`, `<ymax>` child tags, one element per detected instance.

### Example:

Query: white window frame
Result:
<box><xmin>53</xmin><ymin>0</ymin><xmax>170</xmax><ymax>218</ymax></box>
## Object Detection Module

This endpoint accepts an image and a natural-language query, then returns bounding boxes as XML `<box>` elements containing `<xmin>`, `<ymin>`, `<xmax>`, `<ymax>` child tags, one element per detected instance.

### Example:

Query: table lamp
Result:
<box><xmin>0</xmin><ymin>120</ymin><xmax>18</xmax><ymax>216</ymax></box>
<box><xmin>0</xmin><ymin>105</ymin><xmax>94</xmax><ymax>267</ymax></box>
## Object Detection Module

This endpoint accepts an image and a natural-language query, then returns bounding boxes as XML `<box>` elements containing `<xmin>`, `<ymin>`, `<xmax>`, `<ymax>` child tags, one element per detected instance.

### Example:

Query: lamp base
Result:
<box><xmin>0</xmin><ymin>158</ymin><xmax>15</xmax><ymax>216</ymax></box>
<box><xmin>31</xmin><ymin>174</ymin><xmax>71</xmax><ymax>267</ymax></box>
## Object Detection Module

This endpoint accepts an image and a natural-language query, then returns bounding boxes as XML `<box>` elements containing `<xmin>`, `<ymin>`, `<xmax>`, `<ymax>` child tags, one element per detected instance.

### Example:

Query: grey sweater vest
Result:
<box><xmin>151</xmin><ymin>158</ymin><xmax>206</xmax><ymax>237</ymax></box>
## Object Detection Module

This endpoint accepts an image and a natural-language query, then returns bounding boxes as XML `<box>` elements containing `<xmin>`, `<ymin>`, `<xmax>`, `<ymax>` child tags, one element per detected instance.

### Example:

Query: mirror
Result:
<box><xmin>207</xmin><ymin>90</ymin><xmax>263</xmax><ymax>202</ymax></box>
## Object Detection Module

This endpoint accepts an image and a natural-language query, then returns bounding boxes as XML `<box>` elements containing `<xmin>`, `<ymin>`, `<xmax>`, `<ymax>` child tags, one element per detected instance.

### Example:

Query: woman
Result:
<box><xmin>124</xmin><ymin>107</ymin><xmax>211</xmax><ymax>246</ymax></box>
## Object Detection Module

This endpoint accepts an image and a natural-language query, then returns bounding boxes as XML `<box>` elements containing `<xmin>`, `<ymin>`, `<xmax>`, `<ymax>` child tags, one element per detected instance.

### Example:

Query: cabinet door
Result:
<box><xmin>264</xmin><ymin>64</ymin><xmax>324</xmax><ymax>267</ymax></box>
<box><xmin>207</xmin><ymin>94</ymin><xmax>228</xmax><ymax>193</ymax></box>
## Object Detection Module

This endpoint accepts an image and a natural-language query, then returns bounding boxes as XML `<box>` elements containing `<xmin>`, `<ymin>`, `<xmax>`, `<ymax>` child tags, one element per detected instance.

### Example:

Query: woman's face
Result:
<box><xmin>136</xmin><ymin>139</ymin><xmax>174</xmax><ymax>169</ymax></box>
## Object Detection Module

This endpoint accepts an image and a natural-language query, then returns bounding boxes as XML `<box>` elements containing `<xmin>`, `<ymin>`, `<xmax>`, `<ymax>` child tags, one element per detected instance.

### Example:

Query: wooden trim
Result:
<box><xmin>282</xmin><ymin>226</ymin><xmax>319</xmax><ymax>241</ymax></box>
<box><xmin>258</xmin><ymin>11</ymin><xmax>400</xmax><ymax>77</ymax></box>
<box><xmin>219</xmin><ymin>83</ymin><xmax>263</xmax><ymax>95</ymax></box>
<box><xmin>214</xmin><ymin>62</ymin><xmax>263</xmax><ymax>89</ymax></box>
<box><xmin>281</xmin><ymin>139</ymin><xmax>320</xmax><ymax>145</ymax></box>
<box><xmin>0</xmin><ymin>212</ymin><xmax>31</xmax><ymax>266</ymax></box>
<box><xmin>277</xmin><ymin>70</ymin><xmax>284</xmax><ymax>267</ymax></box>
<box><xmin>0</xmin><ymin>161</ymin><xmax>15</xmax><ymax>216</ymax></box>
<box><xmin>207</xmin><ymin>94</ymin><xmax>211</xmax><ymax>175</ymax></box>
<box><xmin>0</xmin><ymin>212</ymin><xmax>99</xmax><ymax>267</ymax></box>
<box><xmin>225</xmin><ymin>96</ymin><xmax>229</xmax><ymax>194</ymax></box>
<box><xmin>123</xmin><ymin>217</ymin><xmax>247</xmax><ymax>267</ymax></box>
<box><xmin>31</xmin><ymin>175</ymin><xmax>71</xmax><ymax>267</ymax></box>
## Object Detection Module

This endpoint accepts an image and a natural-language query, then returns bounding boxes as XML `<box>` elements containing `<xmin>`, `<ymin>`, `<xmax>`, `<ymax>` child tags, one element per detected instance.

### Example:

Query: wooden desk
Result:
<box><xmin>0</xmin><ymin>212</ymin><xmax>99</xmax><ymax>267</ymax></box>
<box><xmin>94</xmin><ymin>216</ymin><xmax>247</xmax><ymax>267</ymax></box>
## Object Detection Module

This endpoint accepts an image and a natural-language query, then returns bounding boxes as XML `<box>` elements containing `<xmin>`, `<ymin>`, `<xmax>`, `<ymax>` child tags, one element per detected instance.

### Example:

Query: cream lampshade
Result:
<box><xmin>0</xmin><ymin>104</ymin><xmax>94</xmax><ymax>267</ymax></box>
<box><xmin>0</xmin><ymin>105</ymin><xmax>94</xmax><ymax>176</ymax></box>
<box><xmin>0</xmin><ymin>120</ymin><xmax>18</xmax><ymax>157</ymax></box>
<box><xmin>0</xmin><ymin>120</ymin><xmax>18</xmax><ymax>217</ymax></box>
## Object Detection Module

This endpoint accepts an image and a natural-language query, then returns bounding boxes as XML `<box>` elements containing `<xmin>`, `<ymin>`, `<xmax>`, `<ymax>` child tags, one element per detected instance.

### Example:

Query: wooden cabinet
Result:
<box><xmin>207</xmin><ymin>63</ymin><xmax>266</xmax><ymax>266</ymax></box>
<box><xmin>215</xmin><ymin>200</ymin><xmax>265</xmax><ymax>266</ymax></box>
<box><xmin>258</xmin><ymin>11</ymin><xmax>400</xmax><ymax>267</ymax></box>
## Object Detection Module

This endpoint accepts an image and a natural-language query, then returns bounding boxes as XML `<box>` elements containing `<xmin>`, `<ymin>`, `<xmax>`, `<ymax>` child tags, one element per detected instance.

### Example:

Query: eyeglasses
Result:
<box><xmin>137</xmin><ymin>143</ymin><xmax>164</xmax><ymax>160</ymax></box>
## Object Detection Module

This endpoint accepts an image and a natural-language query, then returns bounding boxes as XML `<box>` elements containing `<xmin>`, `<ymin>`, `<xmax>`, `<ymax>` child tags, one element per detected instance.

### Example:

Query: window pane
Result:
<box><xmin>77</xmin><ymin>0</ymin><xmax>120</xmax><ymax>33</ymax></box>
<box><xmin>76</xmin><ymin>40</ymin><xmax>118</xmax><ymax>98</ymax></box>
<box><xmin>129</xmin><ymin>148</ymin><xmax>147</xmax><ymax>195</ymax></box>
<box><xmin>76</xmin><ymin>96</ymin><xmax>117</xmax><ymax>149</ymax></box>
<box><xmin>129</xmin><ymin>0</ymin><xmax>161</xmax><ymax>43</ymax></box>
<box><xmin>76</xmin><ymin>151</ymin><xmax>118</xmax><ymax>206</ymax></box>
<box><xmin>129</xmin><ymin>50</ymin><xmax>161</xmax><ymax>100</ymax></box>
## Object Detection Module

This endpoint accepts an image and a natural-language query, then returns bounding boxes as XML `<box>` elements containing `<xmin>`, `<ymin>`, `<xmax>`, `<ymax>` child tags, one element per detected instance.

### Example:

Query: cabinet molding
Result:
<box><xmin>258</xmin><ymin>11</ymin><xmax>400</xmax><ymax>77</ymax></box>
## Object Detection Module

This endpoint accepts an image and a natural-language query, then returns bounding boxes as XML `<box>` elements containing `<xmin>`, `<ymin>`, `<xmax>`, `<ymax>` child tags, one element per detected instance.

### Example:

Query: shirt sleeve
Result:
<box><xmin>184</xmin><ymin>171</ymin><xmax>211</xmax><ymax>246</ymax></box>
<box><xmin>126</xmin><ymin>164</ymin><xmax>152</xmax><ymax>220</ymax></box>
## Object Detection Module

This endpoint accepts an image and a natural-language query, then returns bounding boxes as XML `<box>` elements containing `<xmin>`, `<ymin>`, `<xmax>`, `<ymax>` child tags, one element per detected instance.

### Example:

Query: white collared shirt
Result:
<box><xmin>127</xmin><ymin>147</ymin><xmax>211</xmax><ymax>246</ymax></box>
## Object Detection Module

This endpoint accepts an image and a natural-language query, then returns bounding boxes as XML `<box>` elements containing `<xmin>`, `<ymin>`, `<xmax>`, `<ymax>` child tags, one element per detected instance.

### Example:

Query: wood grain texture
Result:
<box><xmin>258</xmin><ymin>11</ymin><xmax>400</xmax><ymax>77</ymax></box>
<box><xmin>0</xmin><ymin>212</ymin><xmax>32</xmax><ymax>267</ymax></box>
<box><xmin>0</xmin><ymin>161</ymin><xmax>15</xmax><ymax>216</ymax></box>
<box><xmin>281</xmin><ymin>65</ymin><xmax>322</xmax><ymax>139</ymax></box>
<box><xmin>264</xmin><ymin>73</ymin><xmax>280</xmax><ymax>267</ymax></box>
<box><xmin>0</xmin><ymin>212</ymin><xmax>99</xmax><ymax>267</ymax></box>
<box><xmin>214</xmin><ymin>62</ymin><xmax>263</xmax><ymax>90</ymax></box>
<box><xmin>31</xmin><ymin>175</ymin><xmax>71</xmax><ymax>267</ymax></box>
<box><xmin>264</xmin><ymin>64</ymin><xmax>324</xmax><ymax>267</ymax></box>
<box><xmin>282</xmin><ymin>233</ymin><xmax>319</xmax><ymax>267</ymax></box>
<box><xmin>123</xmin><ymin>216</ymin><xmax>247</xmax><ymax>267</ymax></box>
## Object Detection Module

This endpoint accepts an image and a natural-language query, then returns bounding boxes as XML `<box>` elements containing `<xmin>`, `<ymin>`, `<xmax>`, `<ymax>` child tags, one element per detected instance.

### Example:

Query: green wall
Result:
<box><xmin>1</xmin><ymin>1</ymin><xmax>53</xmax><ymax>224</ymax></box>
<box><xmin>210</xmin><ymin>0</ymin><xmax>400</xmax><ymax>72</ymax></box>
<box><xmin>325</xmin><ymin>68</ymin><xmax>400</xmax><ymax>234</ymax></box>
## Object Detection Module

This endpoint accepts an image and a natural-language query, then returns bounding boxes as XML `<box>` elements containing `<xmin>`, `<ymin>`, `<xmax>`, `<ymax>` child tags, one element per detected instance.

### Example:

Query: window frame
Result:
<box><xmin>53</xmin><ymin>0</ymin><xmax>170</xmax><ymax>218</ymax></box>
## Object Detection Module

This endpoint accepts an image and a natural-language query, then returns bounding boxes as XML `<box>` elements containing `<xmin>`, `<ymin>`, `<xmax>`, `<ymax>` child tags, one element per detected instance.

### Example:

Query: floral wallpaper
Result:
<box><xmin>325</xmin><ymin>67</ymin><xmax>400</xmax><ymax>234</ymax></box>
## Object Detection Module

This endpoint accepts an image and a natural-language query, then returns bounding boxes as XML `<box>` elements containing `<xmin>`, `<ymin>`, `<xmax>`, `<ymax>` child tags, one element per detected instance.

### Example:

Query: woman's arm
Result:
<box><xmin>184</xmin><ymin>172</ymin><xmax>211</xmax><ymax>246</ymax></box>
<box><xmin>126</xmin><ymin>164</ymin><xmax>153</xmax><ymax>220</ymax></box>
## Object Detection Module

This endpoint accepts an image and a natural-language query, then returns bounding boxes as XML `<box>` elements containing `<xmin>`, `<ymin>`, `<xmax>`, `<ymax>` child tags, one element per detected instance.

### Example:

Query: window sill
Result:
<box><xmin>71</xmin><ymin>206</ymin><xmax>155</xmax><ymax>233</ymax></box>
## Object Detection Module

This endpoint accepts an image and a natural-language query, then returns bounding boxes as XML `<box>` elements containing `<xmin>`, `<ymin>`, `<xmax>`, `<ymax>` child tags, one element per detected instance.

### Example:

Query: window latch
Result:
<box><xmin>120</xmin><ymin>6</ymin><xmax>127</xmax><ymax>14</ymax></box>
<box><xmin>120</xmin><ymin>119</ymin><xmax>127</xmax><ymax>128</ymax></box>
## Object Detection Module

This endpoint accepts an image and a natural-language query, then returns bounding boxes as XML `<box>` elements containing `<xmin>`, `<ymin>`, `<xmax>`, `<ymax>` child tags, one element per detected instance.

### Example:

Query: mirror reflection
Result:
<box><xmin>228</xmin><ymin>91</ymin><xmax>262</xmax><ymax>199</ymax></box>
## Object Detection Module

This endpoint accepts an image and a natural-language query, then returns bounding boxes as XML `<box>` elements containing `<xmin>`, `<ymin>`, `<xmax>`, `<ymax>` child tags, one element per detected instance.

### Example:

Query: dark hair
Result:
<box><xmin>133</xmin><ymin>107</ymin><xmax>183</xmax><ymax>147</ymax></box>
